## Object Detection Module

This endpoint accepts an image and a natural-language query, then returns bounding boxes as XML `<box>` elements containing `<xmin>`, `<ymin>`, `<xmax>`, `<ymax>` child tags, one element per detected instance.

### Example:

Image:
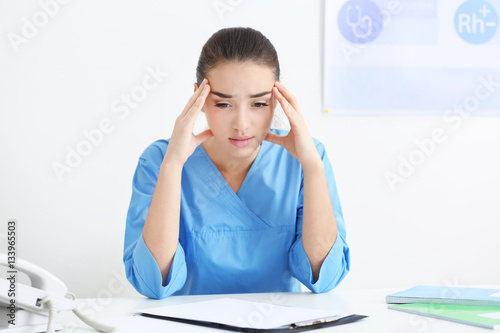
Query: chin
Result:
<box><xmin>225</xmin><ymin>140</ymin><xmax>262</xmax><ymax>159</ymax></box>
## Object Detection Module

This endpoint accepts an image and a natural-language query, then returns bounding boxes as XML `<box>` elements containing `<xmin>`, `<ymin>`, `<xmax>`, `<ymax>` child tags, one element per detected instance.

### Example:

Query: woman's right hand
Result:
<box><xmin>163</xmin><ymin>78</ymin><xmax>213</xmax><ymax>167</ymax></box>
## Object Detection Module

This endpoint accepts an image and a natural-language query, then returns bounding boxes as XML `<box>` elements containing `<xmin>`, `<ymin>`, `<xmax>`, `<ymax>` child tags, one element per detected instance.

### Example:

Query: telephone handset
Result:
<box><xmin>0</xmin><ymin>253</ymin><xmax>76</xmax><ymax>314</ymax></box>
<box><xmin>1</xmin><ymin>254</ymin><xmax>115</xmax><ymax>332</ymax></box>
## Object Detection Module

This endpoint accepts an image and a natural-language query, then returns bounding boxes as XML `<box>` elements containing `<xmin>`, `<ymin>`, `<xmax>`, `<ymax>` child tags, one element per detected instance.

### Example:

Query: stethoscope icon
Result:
<box><xmin>346</xmin><ymin>5</ymin><xmax>373</xmax><ymax>39</ymax></box>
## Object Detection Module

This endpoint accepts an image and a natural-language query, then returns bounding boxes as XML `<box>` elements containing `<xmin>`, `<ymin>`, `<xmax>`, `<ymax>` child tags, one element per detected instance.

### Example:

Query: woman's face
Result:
<box><xmin>198</xmin><ymin>61</ymin><xmax>277</xmax><ymax>160</ymax></box>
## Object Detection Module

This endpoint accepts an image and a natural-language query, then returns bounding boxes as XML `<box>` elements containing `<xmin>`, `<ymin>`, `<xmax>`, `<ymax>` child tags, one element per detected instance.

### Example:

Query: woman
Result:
<box><xmin>123</xmin><ymin>27</ymin><xmax>349</xmax><ymax>299</ymax></box>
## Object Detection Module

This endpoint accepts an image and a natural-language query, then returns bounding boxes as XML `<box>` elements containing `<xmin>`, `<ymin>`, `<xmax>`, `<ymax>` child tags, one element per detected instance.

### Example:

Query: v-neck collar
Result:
<box><xmin>195</xmin><ymin>142</ymin><xmax>271</xmax><ymax>228</ymax></box>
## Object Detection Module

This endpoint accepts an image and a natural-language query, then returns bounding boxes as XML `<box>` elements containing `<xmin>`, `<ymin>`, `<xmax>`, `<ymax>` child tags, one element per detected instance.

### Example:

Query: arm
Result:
<box><xmin>123</xmin><ymin>79</ymin><xmax>213</xmax><ymax>297</ymax></box>
<box><xmin>266</xmin><ymin>82</ymin><xmax>336</xmax><ymax>280</ymax></box>
<box><xmin>301</xmin><ymin>159</ymin><xmax>338</xmax><ymax>282</ymax></box>
<box><xmin>142</xmin><ymin>161</ymin><xmax>183</xmax><ymax>286</ymax></box>
<box><xmin>287</xmin><ymin>143</ymin><xmax>350</xmax><ymax>293</ymax></box>
<box><xmin>123</xmin><ymin>148</ymin><xmax>188</xmax><ymax>298</ymax></box>
<box><xmin>142</xmin><ymin>79</ymin><xmax>212</xmax><ymax>285</ymax></box>
<box><xmin>266</xmin><ymin>81</ymin><xmax>349</xmax><ymax>291</ymax></box>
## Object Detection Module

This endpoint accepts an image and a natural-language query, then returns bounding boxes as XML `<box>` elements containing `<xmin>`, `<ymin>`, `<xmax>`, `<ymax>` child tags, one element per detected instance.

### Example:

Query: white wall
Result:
<box><xmin>0</xmin><ymin>0</ymin><xmax>499</xmax><ymax>299</ymax></box>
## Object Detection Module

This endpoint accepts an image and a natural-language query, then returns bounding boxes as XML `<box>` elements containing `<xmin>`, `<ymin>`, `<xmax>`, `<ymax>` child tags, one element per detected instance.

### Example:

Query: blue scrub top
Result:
<box><xmin>123</xmin><ymin>129</ymin><xmax>350</xmax><ymax>299</ymax></box>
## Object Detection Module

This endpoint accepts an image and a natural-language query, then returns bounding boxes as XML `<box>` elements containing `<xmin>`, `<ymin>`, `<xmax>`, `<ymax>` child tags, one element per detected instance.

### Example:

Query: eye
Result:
<box><xmin>253</xmin><ymin>102</ymin><xmax>269</xmax><ymax>108</ymax></box>
<box><xmin>215</xmin><ymin>103</ymin><xmax>230</xmax><ymax>108</ymax></box>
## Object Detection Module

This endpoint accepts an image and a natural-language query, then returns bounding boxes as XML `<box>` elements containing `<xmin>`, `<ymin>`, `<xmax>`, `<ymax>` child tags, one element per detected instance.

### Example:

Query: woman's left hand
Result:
<box><xmin>265</xmin><ymin>81</ymin><xmax>322</xmax><ymax>170</ymax></box>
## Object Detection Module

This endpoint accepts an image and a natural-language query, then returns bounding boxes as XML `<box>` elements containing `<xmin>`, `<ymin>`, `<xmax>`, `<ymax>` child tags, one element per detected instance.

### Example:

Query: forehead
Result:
<box><xmin>207</xmin><ymin>61</ymin><xmax>275</xmax><ymax>95</ymax></box>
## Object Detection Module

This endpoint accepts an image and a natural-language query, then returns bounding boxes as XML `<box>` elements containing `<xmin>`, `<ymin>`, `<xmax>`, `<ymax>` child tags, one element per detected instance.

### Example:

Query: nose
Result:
<box><xmin>232</xmin><ymin>106</ymin><xmax>250</xmax><ymax>132</ymax></box>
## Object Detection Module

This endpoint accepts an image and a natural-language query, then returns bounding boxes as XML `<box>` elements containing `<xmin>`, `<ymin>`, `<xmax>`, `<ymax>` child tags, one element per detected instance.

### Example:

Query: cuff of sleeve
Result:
<box><xmin>132</xmin><ymin>233</ymin><xmax>187</xmax><ymax>299</ymax></box>
<box><xmin>289</xmin><ymin>233</ymin><xmax>349</xmax><ymax>293</ymax></box>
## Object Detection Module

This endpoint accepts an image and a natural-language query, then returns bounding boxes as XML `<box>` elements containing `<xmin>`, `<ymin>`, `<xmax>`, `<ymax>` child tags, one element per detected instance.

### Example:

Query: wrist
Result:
<box><xmin>160</xmin><ymin>156</ymin><xmax>185</xmax><ymax>173</ymax></box>
<box><xmin>301</xmin><ymin>157</ymin><xmax>323</xmax><ymax>174</ymax></box>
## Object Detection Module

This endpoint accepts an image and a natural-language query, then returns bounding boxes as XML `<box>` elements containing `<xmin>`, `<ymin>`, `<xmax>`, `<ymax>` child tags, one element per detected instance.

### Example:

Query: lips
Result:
<box><xmin>229</xmin><ymin>136</ymin><xmax>254</xmax><ymax>147</ymax></box>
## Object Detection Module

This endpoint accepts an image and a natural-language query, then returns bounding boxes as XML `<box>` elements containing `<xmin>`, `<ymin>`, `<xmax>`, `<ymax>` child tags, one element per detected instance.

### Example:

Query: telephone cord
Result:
<box><xmin>40</xmin><ymin>295</ymin><xmax>116</xmax><ymax>333</ymax></box>
<box><xmin>38</xmin><ymin>297</ymin><xmax>57</xmax><ymax>333</ymax></box>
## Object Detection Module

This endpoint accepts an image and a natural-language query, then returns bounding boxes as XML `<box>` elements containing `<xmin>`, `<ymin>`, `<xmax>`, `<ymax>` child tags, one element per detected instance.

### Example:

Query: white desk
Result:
<box><xmin>58</xmin><ymin>288</ymin><xmax>495</xmax><ymax>332</ymax></box>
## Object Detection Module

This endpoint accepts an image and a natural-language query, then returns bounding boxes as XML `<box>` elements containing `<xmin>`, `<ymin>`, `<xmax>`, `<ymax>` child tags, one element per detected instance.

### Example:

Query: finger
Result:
<box><xmin>181</xmin><ymin>78</ymin><xmax>208</xmax><ymax>116</ymax></box>
<box><xmin>273</xmin><ymin>87</ymin><xmax>308</xmax><ymax>136</ymax></box>
<box><xmin>187</xmin><ymin>78</ymin><xmax>208</xmax><ymax>110</ymax></box>
<box><xmin>186</xmin><ymin>84</ymin><xmax>210</xmax><ymax>120</ymax></box>
<box><xmin>194</xmin><ymin>129</ymin><xmax>213</xmax><ymax>146</ymax></box>
<box><xmin>273</xmin><ymin>87</ymin><xmax>297</xmax><ymax>122</ymax></box>
<box><xmin>264</xmin><ymin>132</ymin><xmax>286</xmax><ymax>147</ymax></box>
<box><xmin>274</xmin><ymin>81</ymin><xmax>301</xmax><ymax>112</ymax></box>
<box><xmin>186</xmin><ymin>84</ymin><xmax>210</xmax><ymax>111</ymax></box>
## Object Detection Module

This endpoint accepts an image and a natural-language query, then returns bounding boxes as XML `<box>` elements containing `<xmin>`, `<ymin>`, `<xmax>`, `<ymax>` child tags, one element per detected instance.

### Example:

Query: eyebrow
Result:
<box><xmin>210</xmin><ymin>91</ymin><xmax>272</xmax><ymax>98</ymax></box>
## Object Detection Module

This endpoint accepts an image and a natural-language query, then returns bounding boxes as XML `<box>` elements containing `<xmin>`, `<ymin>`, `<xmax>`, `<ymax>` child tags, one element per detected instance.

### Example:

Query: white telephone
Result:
<box><xmin>1</xmin><ymin>254</ymin><xmax>115</xmax><ymax>332</ymax></box>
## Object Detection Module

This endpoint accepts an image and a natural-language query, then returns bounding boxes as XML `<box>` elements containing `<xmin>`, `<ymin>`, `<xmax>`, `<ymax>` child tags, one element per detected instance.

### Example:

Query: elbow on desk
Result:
<box><xmin>309</xmin><ymin>242</ymin><xmax>350</xmax><ymax>294</ymax></box>
<box><xmin>123</xmin><ymin>261</ymin><xmax>174</xmax><ymax>300</ymax></box>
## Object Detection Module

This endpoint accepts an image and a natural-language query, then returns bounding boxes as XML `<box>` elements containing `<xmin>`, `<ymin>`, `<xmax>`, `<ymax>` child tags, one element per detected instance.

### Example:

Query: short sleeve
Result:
<box><xmin>288</xmin><ymin>140</ymin><xmax>350</xmax><ymax>293</ymax></box>
<box><xmin>123</xmin><ymin>142</ymin><xmax>187</xmax><ymax>299</ymax></box>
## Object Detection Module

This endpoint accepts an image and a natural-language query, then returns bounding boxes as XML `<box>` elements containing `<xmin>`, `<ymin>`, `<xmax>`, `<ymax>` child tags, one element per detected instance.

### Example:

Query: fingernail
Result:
<box><xmin>202</xmin><ymin>78</ymin><xmax>207</xmax><ymax>85</ymax></box>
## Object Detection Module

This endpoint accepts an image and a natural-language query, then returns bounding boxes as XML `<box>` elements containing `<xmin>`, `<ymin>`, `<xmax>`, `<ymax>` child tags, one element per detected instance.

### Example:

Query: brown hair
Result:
<box><xmin>196</xmin><ymin>27</ymin><xmax>280</xmax><ymax>85</ymax></box>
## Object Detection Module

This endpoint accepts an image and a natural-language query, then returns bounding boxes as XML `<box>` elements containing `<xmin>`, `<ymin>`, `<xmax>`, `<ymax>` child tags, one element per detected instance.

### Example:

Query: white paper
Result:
<box><xmin>478</xmin><ymin>312</ymin><xmax>500</xmax><ymax>320</ymax></box>
<box><xmin>139</xmin><ymin>298</ymin><xmax>347</xmax><ymax>329</ymax></box>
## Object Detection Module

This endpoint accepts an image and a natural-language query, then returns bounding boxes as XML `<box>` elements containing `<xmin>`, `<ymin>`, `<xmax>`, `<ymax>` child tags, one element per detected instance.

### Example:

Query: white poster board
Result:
<box><xmin>323</xmin><ymin>0</ymin><xmax>500</xmax><ymax>115</ymax></box>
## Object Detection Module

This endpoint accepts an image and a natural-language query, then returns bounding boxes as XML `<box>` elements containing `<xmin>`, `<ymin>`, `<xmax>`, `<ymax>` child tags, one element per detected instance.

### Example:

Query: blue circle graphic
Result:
<box><xmin>338</xmin><ymin>0</ymin><xmax>383</xmax><ymax>44</ymax></box>
<box><xmin>454</xmin><ymin>0</ymin><xmax>498</xmax><ymax>44</ymax></box>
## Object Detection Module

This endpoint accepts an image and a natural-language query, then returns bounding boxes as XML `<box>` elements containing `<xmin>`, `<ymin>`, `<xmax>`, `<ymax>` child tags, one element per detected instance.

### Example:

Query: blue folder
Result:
<box><xmin>386</xmin><ymin>285</ymin><xmax>500</xmax><ymax>306</ymax></box>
